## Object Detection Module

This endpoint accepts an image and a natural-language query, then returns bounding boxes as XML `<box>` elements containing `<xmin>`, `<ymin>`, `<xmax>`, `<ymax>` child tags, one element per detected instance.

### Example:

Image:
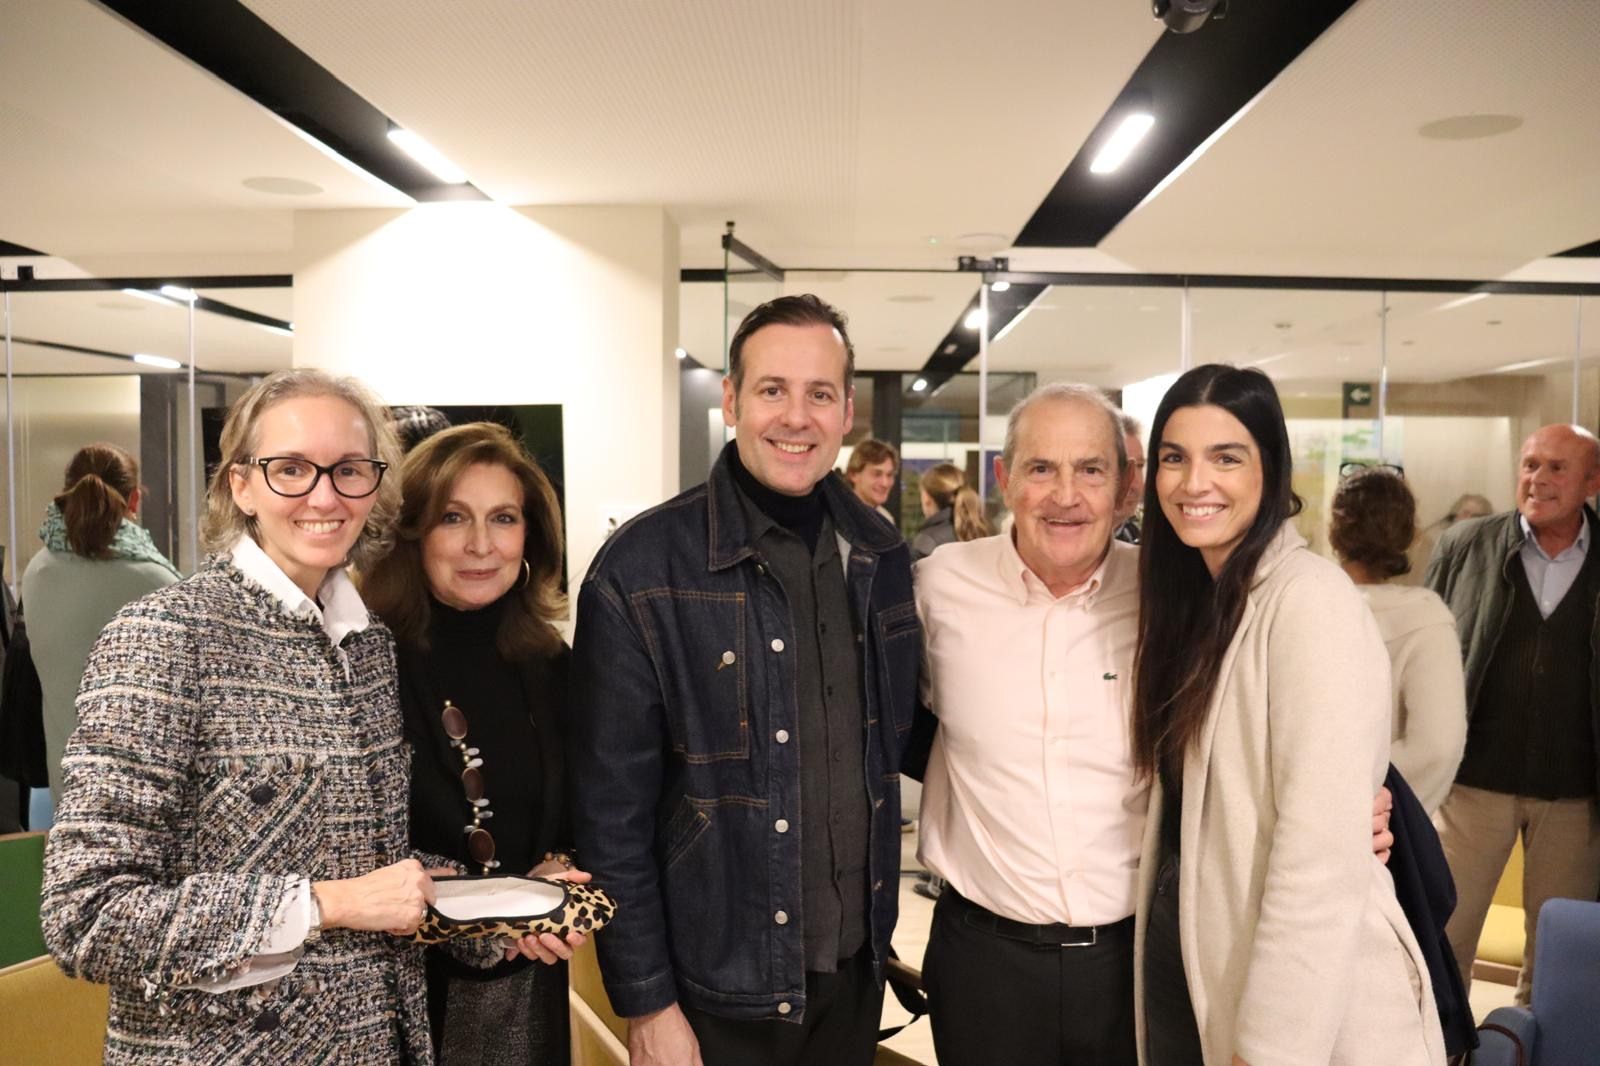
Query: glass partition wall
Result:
<box><xmin>0</xmin><ymin>275</ymin><xmax>290</xmax><ymax>589</ymax></box>
<box><xmin>976</xmin><ymin>277</ymin><xmax>1599</xmax><ymax>567</ymax></box>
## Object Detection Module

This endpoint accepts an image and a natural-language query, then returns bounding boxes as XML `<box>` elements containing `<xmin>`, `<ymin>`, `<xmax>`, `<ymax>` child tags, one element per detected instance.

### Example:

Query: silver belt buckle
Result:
<box><xmin>1061</xmin><ymin>926</ymin><xmax>1098</xmax><ymax>949</ymax></box>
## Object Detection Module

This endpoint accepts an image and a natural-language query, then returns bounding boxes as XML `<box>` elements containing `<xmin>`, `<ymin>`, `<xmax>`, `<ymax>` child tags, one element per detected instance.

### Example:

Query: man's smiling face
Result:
<box><xmin>723</xmin><ymin>322</ymin><xmax>854</xmax><ymax>497</ymax></box>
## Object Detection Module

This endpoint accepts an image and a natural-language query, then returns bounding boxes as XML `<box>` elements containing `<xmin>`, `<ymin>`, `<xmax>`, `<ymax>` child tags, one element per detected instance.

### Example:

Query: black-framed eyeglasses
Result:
<box><xmin>1339</xmin><ymin>461</ymin><xmax>1405</xmax><ymax>480</ymax></box>
<box><xmin>242</xmin><ymin>456</ymin><xmax>388</xmax><ymax>499</ymax></box>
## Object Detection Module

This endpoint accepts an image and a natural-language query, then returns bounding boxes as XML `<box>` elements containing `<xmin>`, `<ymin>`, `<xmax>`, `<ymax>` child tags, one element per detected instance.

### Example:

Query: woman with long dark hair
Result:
<box><xmin>1130</xmin><ymin>365</ymin><xmax>1443</xmax><ymax>1065</ymax></box>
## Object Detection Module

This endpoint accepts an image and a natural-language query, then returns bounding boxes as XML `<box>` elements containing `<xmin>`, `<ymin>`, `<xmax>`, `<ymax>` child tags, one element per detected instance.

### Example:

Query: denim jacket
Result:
<box><xmin>569</xmin><ymin>446</ymin><xmax>920</xmax><ymax>1023</ymax></box>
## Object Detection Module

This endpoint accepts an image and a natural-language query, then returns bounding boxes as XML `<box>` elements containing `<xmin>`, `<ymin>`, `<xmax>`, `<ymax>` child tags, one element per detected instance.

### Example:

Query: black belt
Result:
<box><xmin>945</xmin><ymin>887</ymin><xmax>1133</xmax><ymax>948</ymax></box>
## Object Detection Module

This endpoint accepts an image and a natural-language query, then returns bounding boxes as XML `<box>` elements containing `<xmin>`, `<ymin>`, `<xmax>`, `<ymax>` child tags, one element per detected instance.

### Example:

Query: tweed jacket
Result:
<box><xmin>41</xmin><ymin>556</ymin><xmax>479</xmax><ymax>1065</ymax></box>
<box><xmin>1132</xmin><ymin>525</ymin><xmax>1445</xmax><ymax>1066</ymax></box>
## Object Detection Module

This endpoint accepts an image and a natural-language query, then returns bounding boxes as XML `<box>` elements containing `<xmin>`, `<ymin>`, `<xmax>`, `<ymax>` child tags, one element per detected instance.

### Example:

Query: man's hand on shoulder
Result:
<box><xmin>628</xmin><ymin>1003</ymin><xmax>704</xmax><ymax>1066</ymax></box>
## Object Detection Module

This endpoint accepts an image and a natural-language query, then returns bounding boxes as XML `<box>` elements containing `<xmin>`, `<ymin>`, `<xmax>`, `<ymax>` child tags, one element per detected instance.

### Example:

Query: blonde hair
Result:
<box><xmin>362</xmin><ymin>422</ymin><xmax>566</xmax><ymax>659</ymax></box>
<box><xmin>921</xmin><ymin>462</ymin><xmax>992</xmax><ymax>542</ymax></box>
<box><xmin>202</xmin><ymin>368</ymin><xmax>402</xmax><ymax>571</ymax></box>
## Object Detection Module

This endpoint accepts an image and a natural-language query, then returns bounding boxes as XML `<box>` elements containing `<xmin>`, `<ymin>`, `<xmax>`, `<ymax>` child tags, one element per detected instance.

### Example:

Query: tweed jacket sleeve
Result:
<box><xmin>41</xmin><ymin>604</ymin><xmax>302</xmax><ymax>995</ymax></box>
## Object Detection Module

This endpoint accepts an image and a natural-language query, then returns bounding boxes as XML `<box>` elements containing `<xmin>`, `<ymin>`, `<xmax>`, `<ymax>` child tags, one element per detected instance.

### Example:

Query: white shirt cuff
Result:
<box><xmin>187</xmin><ymin>879</ymin><xmax>310</xmax><ymax>993</ymax></box>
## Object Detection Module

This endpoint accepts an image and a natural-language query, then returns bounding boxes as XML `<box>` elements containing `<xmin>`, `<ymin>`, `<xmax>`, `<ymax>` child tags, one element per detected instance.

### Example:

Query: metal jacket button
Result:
<box><xmin>770</xmin><ymin>638</ymin><xmax>785</xmax><ymax>653</ymax></box>
<box><xmin>777</xmin><ymin>1002</ymin><xmax>793</xmax><ymax>1015</ymax></box>
<box><xmin>774</xmin><ymin>910</ymin><xmax>789</xmax><ymax>925</ymax></box>
<box><xmin>774</xmin><ymin>819</ymin><xmax>789</xmax><ymax>833</ymax></box>
<box><xmin>775</xmin><ymin>730</ymin><xmax>790</xmax><ymax>744</ymax></box>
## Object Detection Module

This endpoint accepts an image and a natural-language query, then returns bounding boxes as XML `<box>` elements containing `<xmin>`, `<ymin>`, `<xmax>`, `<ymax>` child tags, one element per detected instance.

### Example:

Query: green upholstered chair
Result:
<box><xmin>0</xmin><ymin>831</ymin><xmax>47</xmax><ymax>968</ymax></box>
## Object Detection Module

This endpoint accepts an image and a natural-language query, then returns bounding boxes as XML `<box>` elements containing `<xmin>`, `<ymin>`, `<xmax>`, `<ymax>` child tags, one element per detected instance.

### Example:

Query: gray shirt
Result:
<box><xmin>737</xmin><ymin>491</ymin><xmax>871</xmax><ymax>972</ymax></box>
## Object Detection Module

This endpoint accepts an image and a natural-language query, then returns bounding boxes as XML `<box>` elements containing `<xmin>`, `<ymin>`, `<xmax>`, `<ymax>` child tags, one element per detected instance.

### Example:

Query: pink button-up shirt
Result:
<box><xmin>914</xmin><ymin>533</ymin><xmax>1146</xmax><ymax>926</ymax></box>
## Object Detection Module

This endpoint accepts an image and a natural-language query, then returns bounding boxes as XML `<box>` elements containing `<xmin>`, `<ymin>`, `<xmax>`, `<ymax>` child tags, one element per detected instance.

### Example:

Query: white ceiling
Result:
<box><xmin>235</xmin><ymin>0</ymin><xmax>1161</xmax><ymax>268</ymax></box>
<box><xmin>0</xmin><ymin>0</ymin><xmax>408</xmax><ymax>267</ymax></box>
<box><xmin>1100</xmin><ymin>0</ymin><xmax>1600</xmax><ymax>278</ymax></box>
<box><xmin>2</xmin><ymin>0</ymin><xmax>1597</xmax><ymax>389</ymax></box>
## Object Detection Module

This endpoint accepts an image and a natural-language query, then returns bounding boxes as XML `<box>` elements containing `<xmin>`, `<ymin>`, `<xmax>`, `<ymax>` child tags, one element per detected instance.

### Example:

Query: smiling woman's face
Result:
<box><xmin>421</xmin><ymin>462</ymin><xmax>527</xmax><ymax>611</ymax></box>
<box><xmin>1155</xmin><ymin>403</ymin><xmax>1264</xmax><ymax>577</ymax></box>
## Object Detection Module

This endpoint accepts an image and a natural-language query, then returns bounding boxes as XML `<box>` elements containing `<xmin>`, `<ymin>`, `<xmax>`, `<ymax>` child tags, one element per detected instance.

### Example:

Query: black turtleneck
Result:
<box><xmin>402</xmin><ymin>593</ymin><xmax>542</xmax><ymax>877</ymax></box>
<box><xmin>727</xmin><ymin>442</ymin><xmax>827</xmax><ymax>550</ymax></box>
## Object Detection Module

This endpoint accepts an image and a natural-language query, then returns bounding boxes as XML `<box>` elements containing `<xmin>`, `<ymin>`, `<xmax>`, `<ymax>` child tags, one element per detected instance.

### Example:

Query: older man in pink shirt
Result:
<box><xmin>913</xmin><ymin>383</ymin><xmax>1142</xmax><ymax>1065</ymax></box>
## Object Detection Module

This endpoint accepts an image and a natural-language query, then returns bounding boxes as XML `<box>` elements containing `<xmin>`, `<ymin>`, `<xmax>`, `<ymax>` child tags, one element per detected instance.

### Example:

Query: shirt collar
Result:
<box><xmin>229</xmin><ymin>534</ymin><xmax>371</xmax><ymax>645</ymax></box>
<box><xmin>1519</xmin><ymin>513</ymin><xmax>1589</xmax><ymax>560</ymax></box>
<box><xmin>997</xmin><ymin>528</ymin><xmax>1109</xmax><ymax>608</ymax></box>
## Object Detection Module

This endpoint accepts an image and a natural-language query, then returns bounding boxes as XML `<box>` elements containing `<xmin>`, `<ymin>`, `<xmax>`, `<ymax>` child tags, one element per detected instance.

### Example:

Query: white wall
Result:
<box><xmin>291</xmin><ymin>202</ymin><xmax>679</xmax><ymax>594</ymax></box>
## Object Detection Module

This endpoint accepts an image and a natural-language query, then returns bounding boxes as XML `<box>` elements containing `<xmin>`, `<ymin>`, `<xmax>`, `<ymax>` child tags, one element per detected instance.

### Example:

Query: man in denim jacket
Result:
<box><xmin>571</xmin><ymin>295</ymin><xmax>920</xmax><ymax>1066</ymax></box>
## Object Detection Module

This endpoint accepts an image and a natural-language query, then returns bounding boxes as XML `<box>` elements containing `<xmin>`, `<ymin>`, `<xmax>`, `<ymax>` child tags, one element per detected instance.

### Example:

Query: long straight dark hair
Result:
<box><xmin>1130</xmin><ymin>365</ymin><xmax>1302</xmax><ymax>782</ymax></box>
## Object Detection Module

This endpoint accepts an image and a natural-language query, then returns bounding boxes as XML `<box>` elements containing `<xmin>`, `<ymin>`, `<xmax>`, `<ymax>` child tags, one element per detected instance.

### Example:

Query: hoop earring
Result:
<box><xmin>518</xmin><ymin>558</ymin><xmax>532</xmax><ymax>590</ymax></box>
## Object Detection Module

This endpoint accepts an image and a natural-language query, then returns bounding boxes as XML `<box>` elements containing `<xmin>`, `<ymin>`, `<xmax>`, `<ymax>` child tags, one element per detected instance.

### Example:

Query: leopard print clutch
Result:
<box><xmin>412</xmin><ymin>874</ymin><xmax>617</xmax><ymax>945</ymax></box>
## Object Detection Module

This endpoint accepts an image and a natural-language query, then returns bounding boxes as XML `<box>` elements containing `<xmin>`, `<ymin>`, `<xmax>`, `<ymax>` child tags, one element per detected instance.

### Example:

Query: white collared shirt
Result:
<box><xmin>1518</xmin><ymin>514</ymin><xmax>1590</xmax><ymax>619</ymax></box>
<box><xmin>915</xmin><ymin>532</ymin><xmax>1146</xmax><ymax>926</ymax></box>
<box><xmin>191</xmin><ymin>538</ymin><xmax>373</xmax><ymax>992</ymax></box>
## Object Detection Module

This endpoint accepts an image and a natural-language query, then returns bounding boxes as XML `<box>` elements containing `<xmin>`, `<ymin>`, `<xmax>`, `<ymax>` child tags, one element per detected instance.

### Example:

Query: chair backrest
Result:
<box><xmin>0</xmin><ymin>955</ymin><xmax>109</xmax><ymax>1064</ymax></box>
<box><xmin>569</xmin><ymin>938</ymin><xmax>627</xmax><ymax>1047</ymax></box>
<box><xmin>1530</xmin><ymin>897</ymin><xmax>1600</xmax><ymax>1065</ymax></box>
<box><xmin>0</xmin><ymin>831</ymin><xmax>46</xmax><ymax>967</ymax></box>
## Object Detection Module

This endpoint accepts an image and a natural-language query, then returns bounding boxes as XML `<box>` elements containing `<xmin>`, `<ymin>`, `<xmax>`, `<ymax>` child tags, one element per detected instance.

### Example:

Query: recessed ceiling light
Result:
<box><xmin>964</xmin><ymin>308</ymin><xmax>987</xmax><ymax>330</ymax></box>
<box><xmin>911</xmin><ymin>378</ymin><xmax>929</xmax><ymax>392</ymax></box>
<box><xmin>132</xmin><ymin>353</ymin><xmax>182</xmax><ymax>369</ymax></box>
<box><xmin>942</xmin><ymin>342</ymin><xmax>959</xmax><ymax>355</ymax></box>
<box><xmin>387</xmin><ymin>126</ymin><xmax>469</xmax><ymax>184</ymax></box>
<box><xmin>1090</xmin><ymin>112</ymin><xmax>1155</xmax><ymax>174</ymax></box>
<box><xmin>1417</xmin><ymin>114</ymin><xmax>1523</xmax><ymax>141</ymax></box>
<box><xmin>674</xmin><ymin>347</ymin><xmax>688</xmax><ymax>360</ymax></box>
<box><xmin>1273</xmin><ymin>321</ymin><xmax>1292</xmax><ymax>331</ymax></box>
<box><xmin>121</xmin><ymin>287</ymin><xmax>174</xmax><ymax>306</ymax></box>
<box><xmin>1436</xmin><ymin>292</ymin><xmax>1490</xmax><ymax>312</ymax></box>
<box><xmin>257</xmin><ymin>323</ymin><xmax>295</xmax><ymax>338</ymax></box>
<box><xmin>159</xmin><ymin>285</ymin><xmax>197</xmax><ymax>303</ymax></box>
<box><xmin>990</xmin><ymin>281</ymin><xmax>1011</xmax><ymax>293</ymax></box>
<box><xmin>242</xmin><ymin>176</ymin><xmax>324</xmax><ymax>196</ymax></box>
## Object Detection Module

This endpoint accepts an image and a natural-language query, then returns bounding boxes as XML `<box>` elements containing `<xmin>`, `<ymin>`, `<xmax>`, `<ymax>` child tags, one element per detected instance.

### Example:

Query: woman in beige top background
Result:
<box><xmin>1330</xmin><ymin>468</ymin><xmax>1468</xmax><ymax>814</ymax></box>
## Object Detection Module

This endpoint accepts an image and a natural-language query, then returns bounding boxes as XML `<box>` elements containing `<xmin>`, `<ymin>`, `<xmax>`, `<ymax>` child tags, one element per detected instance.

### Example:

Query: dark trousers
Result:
<box><xmin>682</xmin><ymin>950</ymin><xmax>883</xmax><ymax>1066</ymax></box>
<box><xmin>923</xmin><ymin>888</ymin><xmax>1137</xmax><ymax>1066</ymax></box>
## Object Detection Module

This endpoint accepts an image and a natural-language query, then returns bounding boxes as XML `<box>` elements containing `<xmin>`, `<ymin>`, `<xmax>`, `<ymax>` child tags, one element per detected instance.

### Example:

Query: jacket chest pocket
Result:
<box><xmin>630</xmin><ymin>589</ymin><xmax>750</xmax><ymax>762</ymax></box>
<box><xmin>194</xmin><ymin>758</ymin><xmax>328</xmax><ymax>874</ymax></box>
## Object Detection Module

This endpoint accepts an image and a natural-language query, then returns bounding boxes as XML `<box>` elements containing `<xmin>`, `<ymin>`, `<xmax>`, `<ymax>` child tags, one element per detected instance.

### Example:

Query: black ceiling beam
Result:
<box><xmin>94</xmin><ymin>0</ymin><xmax>487</xmax><ymax>202</ymax></box>
<box><xmin>907</xmin><ymin>282</ymin><xmax>1048</xmax><ymax>400</ymax></box>
<box><xmin>1013</xmin><ymin>0</ymin><xmax>1357</xmax><ymax>248</ymax></box>
<box><xmin>989</xmin><ymin>271</ymin><xmax>1600</xmax><ymax>297</ymax></box>
<box><xmin>9</xmin><ymin>336</ymin><xmax>260</xmax><ymax>380</ymax></box>
<box><xmin>0</xmin><ymin>240</ymin><xmax>46</xmax><ymax>257</ymax></box>
<box><xmin>1555</xmin><ymin>239</ymin><xmax>1600</xmax><ymax>258</ymax></box>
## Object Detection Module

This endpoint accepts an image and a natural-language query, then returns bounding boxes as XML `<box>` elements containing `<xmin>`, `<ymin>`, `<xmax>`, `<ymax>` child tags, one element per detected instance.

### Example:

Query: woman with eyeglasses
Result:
<box><xmin>1130</xmin><ymin>365</ymin><xmax>1444</xmax><ymax>1065</ymax></box>
<box><xmin>363</xmin><ymin>421</ymin><xmax>588</xmax><ymax>1065</ymax></box>
<box><xmin>1330</xmin><ymin>468</ymin><xmax>1467</xmax><ymax>815</ymax></box>
<box><xmin>40</xmin><ymin>369</ymin><xmax>506</xmax><ymax>1064</ymax></box>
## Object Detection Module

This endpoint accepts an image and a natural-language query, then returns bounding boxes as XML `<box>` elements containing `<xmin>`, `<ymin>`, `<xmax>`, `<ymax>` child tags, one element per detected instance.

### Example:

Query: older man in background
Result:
<box><xmin>1426</xmin><ymin>423</ymin><xmax>1600</xmax><ymax>1005</ymax></box>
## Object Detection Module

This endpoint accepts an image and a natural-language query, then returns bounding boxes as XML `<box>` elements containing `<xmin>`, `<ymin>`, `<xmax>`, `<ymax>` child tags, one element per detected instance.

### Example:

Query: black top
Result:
<box><xmin>399</xmin><ymin>593</ymin><xmax>572</xmax><ymax>980</ymax></box>
<box><xmin>1457</xmin><ymin>546</ymin><xmax>1600</xmax><ymax>799</ymax></box>
<box><xmin>728</xmin><ymin>444</ymin><xmax>826</xmax><ymax>550</ymax></box>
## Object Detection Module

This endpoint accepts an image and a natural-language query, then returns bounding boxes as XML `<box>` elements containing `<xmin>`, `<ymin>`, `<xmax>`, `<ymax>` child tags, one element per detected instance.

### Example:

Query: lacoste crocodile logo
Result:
<box><xmin>1103</xmin><ymin>672</ymin><xmax>1118</xmax><ymax>681</ymax></box>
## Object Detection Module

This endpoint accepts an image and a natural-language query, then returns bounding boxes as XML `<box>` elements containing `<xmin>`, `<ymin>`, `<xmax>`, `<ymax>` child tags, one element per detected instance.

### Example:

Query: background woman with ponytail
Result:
<box><xmin>21</xmin><ymin>442</ymin><xmax>178</xmax><ymax>803</ymax></box>
<box><xmin>911</xmin><ymin>462</ymin><xmax>992</xmax><ymax>561</ymax></box>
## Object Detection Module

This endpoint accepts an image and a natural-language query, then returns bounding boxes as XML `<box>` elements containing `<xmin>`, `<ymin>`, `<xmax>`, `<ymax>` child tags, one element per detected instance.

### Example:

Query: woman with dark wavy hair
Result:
<box><xmin>1130</xmin><ymin>365</ymin><xmax>1443</xmax><ymax>1065</ymax></box>
<box><xmin>363</xmin><ymin>421</ymin><xmax>588</xmax><ymax>1065</ymax></box>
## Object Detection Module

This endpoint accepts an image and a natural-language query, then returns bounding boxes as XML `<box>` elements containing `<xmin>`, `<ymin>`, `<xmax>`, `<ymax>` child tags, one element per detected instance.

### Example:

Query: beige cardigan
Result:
<box><xmin>1133</xmin><ymin>525</ymin><xmax>1445</xmax><ymax>1066</ymax></box>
